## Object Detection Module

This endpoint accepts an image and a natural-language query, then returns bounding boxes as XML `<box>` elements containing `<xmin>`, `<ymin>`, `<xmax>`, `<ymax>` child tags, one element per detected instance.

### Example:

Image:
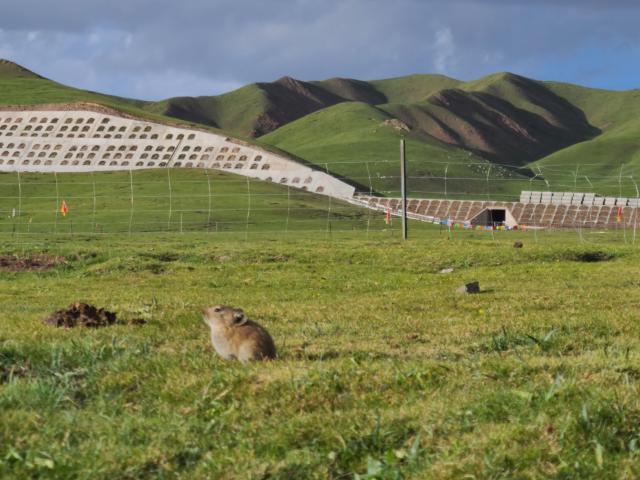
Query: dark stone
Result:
<box><xmin>457</xmin><ymin>281</ymin><xmax>480</xmax><ymax>294</ymax></box>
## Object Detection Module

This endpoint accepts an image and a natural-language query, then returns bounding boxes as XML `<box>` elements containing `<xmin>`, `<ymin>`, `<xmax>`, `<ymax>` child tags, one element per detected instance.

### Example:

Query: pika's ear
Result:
<box><xmin>233</xmin><ymin>312</ymin><xmax>248</xmax><ymax>326</ymax></box>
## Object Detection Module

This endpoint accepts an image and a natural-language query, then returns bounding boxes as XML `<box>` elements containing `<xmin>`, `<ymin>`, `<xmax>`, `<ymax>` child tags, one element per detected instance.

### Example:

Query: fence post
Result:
<box><xmin>400</xmin><ymin>137</ymin><xmax>408</xmax><ymax>240</ymax></box>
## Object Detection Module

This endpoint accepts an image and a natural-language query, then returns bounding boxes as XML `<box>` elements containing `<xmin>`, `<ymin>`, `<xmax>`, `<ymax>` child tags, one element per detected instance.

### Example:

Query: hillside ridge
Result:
<box><xmin>2</xmin><ymin>59</ymin><xmax>640</xmax><ymax>199</ymax></box>
<box><xmin>0</xmin><ymin>59</ymin><xmax>43</xmax><ymax>78</ymax></box>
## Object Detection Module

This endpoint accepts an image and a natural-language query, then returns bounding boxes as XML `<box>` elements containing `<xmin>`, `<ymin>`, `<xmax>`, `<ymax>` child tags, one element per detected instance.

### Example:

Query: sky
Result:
<box><xmin>1</xmin><ymin>0</ymin><xmax>639</xmax><ymax>101</ymax></box>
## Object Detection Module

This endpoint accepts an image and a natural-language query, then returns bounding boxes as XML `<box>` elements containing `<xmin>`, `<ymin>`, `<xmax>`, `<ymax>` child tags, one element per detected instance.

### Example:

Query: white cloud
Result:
<box><xmin>130</xmin><ymin>71</ymin><xmax>242</xmax><ymax>100</ymax></box>
<box><xmin>0</xmin><ymin>0</ymin><xmax>638</xmax><ymax>97</ymax></box>
<box><xmin>433</xmin><ymin>27</ymin><xmax>455</xmax><ymax>73</ymax></box>
<box><xmin>88</xmin><ymin>32</ymin><xmax>100</xmax><ymax>45</ymax></box>
<box><xmin>481</xmin><ymin>51</ymin><xmax>504</xmax><ymax>65</ymax></box>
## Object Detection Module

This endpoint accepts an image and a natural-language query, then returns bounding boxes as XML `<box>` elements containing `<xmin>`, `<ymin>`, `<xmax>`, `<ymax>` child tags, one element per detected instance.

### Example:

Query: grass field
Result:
<box><xmin>2</xmin><ymin>228</ymin><xmax>640</xmax><ymax>479</ymax></box>
<box><xmin>0</xmin><ymin>169</ymin><xmax>382</xmax><ymax>236</ymax></box>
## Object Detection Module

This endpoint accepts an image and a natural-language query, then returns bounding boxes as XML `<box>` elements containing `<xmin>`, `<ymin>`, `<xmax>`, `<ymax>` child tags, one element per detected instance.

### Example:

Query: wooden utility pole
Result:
<box><xmin>400</xmin><ymin>137</ymin><xmax>408</xmax><ymax>240</ymax></box>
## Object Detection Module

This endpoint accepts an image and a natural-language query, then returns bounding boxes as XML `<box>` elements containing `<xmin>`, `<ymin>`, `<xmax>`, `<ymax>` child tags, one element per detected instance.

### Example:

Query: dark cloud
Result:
<box><xmin>0</xmin><ymin>0</ymin><xmax>638</xmax><ymax>99</ymax></box>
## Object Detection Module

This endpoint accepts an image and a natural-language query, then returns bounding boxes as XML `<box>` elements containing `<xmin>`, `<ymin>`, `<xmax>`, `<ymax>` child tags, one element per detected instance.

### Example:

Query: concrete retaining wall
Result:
<box><xmin>355</xmin><ymin>196</ymin><xmax>639</xmax><ymax>228</ymax></box>
<box><xmin>0</xmin><ymin>105</ymin><xmax>355</xmax><ymax>199</ymax></box>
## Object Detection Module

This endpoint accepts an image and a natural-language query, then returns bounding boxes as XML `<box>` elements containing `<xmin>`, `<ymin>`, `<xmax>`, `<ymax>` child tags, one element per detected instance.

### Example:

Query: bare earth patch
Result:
<box><xmin>0</xmin><ymin>254</ymin><xmax>66</xmax><ymax>272</ymax></box>
<box><xmin>43</xmin><ymin>303</ymin><xmax>117</xmax><ymax>328</ymax></box>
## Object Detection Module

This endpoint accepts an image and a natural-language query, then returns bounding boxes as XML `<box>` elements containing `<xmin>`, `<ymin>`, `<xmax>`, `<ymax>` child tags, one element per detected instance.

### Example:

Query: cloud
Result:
<box><xmin>129</xmin><ymin>71</ymin><xmax>242</xmax><ymax>101</ymax></box>
<box><xmin>433</xmin><ymin>27</ymin><xmax>455</xmax><ymax>73</ymax></box>
<box><xmin>0</xmin><ymin>0</ymin><xmax>638</xmax><ymax>99</ymax></box>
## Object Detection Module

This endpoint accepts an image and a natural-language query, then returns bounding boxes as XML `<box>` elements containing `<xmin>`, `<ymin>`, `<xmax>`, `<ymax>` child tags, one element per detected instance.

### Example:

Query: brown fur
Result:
<box><xmin>202</xmin><ymin>305</ymin><xmax>276</xmax><ymax>362</ymax></box>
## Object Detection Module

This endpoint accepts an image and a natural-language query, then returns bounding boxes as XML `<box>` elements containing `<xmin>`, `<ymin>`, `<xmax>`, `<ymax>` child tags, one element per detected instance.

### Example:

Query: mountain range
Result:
<box><xmin>2</xmin><ymin>59</ymin><xmax>640</xmax><ymax>198</ymax></box>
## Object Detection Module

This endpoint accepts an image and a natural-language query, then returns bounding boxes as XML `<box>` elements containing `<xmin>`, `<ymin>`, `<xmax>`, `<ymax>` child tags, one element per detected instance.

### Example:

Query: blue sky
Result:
<box><xmin>1</xmin><ymin>0</ymin><xmax>639</xmax><ymax>100</ymax></box>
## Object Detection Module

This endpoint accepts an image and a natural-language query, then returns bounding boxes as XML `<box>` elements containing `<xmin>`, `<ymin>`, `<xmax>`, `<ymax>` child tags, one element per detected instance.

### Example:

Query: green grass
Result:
<box><xmin>0</xmin><ymin>71</ymin><xmax>239</xmax><ymax>137</ymax></box>
<box><xmin>0</xmin><ymin>68</ymin><xmax>143</xmax><ymax>109</ymax></box>
<box><xmin>0</xmin><ymin>169</ymin><xmax>379</xmax><ymax>235</ymax></box>
<box><xmin>530</xmin><ymin>82</ymin><xmax>640</xmax><ymax>196</ymax></box>
<box><xmin>369</xmin><ymin>74</ymin><xmax>462</xmax><ymax>104</ymax></box>
<box><xmin>143</xmin><ymin>84</ymin><xmax>272</xmax><ymax>136</ymax></box>
<box><xmin>1</xmin><ymin>230</ymin><xmax>640</xmax><ymax>478</ymax></box>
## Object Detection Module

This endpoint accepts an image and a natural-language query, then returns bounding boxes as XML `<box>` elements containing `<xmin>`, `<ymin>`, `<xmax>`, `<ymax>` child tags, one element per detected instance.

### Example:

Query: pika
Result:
<box><xmin>202</xmin><ymin>305</ymin><xmax>277</xmax><ymax>362</ymax></box>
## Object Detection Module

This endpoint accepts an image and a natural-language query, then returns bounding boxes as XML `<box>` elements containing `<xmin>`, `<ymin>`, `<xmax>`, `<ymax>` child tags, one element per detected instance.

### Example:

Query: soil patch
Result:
<box><xmin>573</xmin><ymin>251</ymin><xmax>615</xmax><ymax>263</ymax></box>
<box><xmin>139</xmin><ymin>252</ymin><xmax>180</xmax><ymax>262</ymax></box>
<box><xmin>265</xmin><ymin>254</ymin><xmax>291</xmax><ymax>263</ymax></box>
<box><xmin>126</xmin><ymin>318</ymin><xmax>147</xmax><ymax>326</ymax></box>
<box><xmin>0</xmin><ymin>254</ymin><xmax>66</xmax><ymax>272</ymax></box>
<box><xmin>43</xmin><ymin>303</ymin><xmax>117</xmax><ymax>328</ymax></box>
<box><xmin>380</xmin><ymin>118</ymin><xmax>411</xmax><ymax>132</ymax></box>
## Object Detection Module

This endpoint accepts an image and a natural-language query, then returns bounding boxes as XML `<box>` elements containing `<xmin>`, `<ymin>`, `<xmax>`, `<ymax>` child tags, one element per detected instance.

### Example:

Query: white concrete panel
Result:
<box><xmin>0</xmin><ymin>107</ymin><xmax>356</xmax><ymax>200</ymax></box>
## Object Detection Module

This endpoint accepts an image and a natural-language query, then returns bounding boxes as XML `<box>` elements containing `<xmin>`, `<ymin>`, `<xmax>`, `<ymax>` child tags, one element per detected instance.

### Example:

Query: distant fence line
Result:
<box><xmin>1</xmin><ymin>162</ymin><xmax>640</xmax><ymax>242</ymax></box>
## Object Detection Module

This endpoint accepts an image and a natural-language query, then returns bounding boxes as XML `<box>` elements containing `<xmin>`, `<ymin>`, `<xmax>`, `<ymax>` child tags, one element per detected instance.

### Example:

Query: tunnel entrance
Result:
<box><xmin>489</xmin><ymin>209</ymin><xmax>505</xmax><ymax>223</ymax></box>
<box><xmin>469</xmin><ymin>208</ymin><xmax>515</xmax><ymax>227</ymax></box>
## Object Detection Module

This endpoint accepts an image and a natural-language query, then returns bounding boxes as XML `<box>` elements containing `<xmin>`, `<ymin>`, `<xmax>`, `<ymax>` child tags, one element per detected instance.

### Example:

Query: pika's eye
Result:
<box><xmin>214</xmin><ymin>306</ymin><xmax>222</xmax><ymax>313</ymax></box>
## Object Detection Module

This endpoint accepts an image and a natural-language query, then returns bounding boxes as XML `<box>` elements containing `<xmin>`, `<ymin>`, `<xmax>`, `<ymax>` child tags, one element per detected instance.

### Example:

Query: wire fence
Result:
<box><xmin>0</xmin><ymin>159</ymin><xmax>639</xmax><ymax>244</ymax></box>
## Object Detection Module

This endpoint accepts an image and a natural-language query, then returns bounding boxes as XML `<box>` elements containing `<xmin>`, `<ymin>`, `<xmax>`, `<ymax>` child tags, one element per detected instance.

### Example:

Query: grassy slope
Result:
<box><xmin>0</xmin><ymin>61</ymin><xmax>147</xmax><ymax>112</ymax></box>
<box><xmin>0</xmin><ymin>169</ymin><xmax>375</xmax><ymax>235</ymax></box>
<box><xmin>0</xmin><ymin>62</ymin><xmax>321</xmax><ymax>173</ymax></box>
<box><xmin>145</xmin><ymin>77</ymin><xmax>345</xmax><ymax>138</ymax></box>
<box><xmin>0</xmin><ymin>60</ymin><xmax>283</xmax><ymax>148</ymax></box>
<box><xmin>143</xmin><ymin>84</ymin><xmax>271</xmax><ymax>135</ymax></box>
<box><xmin>370</xmin><ymin>74</ymin><xmax>462</xmax><ymax>104</ymax></box>
<box><xmin>2</xmin><ymin>232</ymin><xmax>640</xmax><ymax>478</ymax></box>
<box><xmin>0</xmin><ymin>67</ymin><xmax>254</xmax><ymax>143</ymax></box>
<box><xmin>146</xmin><ymin>74</ymin><xmax>462</xmax><ymax>139</ymax></box>
<box><xmin>531</xmin><ymin>83</ymin><xmax>640</xmax><ymax>196</ymax></box>
<box><xmin>311</xmin><ymin>77</ymin><xmax>388</xmax><ymax>104</ymax></box>
<box><xmin>263</xmin><ymin>73</ymin><xmax>640</xmax><ymax>198</ymax></box>
<box><xmin>380</xmin><ymin>73</ymin><xmax>599</xmax><ymax>165</ymax></box>
<box><xmin>261</xmin><ymin>102</ymin><xmax>542</xmax><ymax>199</ymax></box>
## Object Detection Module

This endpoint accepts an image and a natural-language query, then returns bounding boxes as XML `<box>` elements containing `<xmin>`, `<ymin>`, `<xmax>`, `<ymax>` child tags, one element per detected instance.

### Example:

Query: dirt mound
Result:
<box><xmin>381</xmin><ymin>118</ymin><xmax>411</xmax><ymax>132</ymax></box>
<box><xmin>0</xmin><ymin>254</ymin><xmax>66</xmax><ymax>272</ymax></box>
<box><xmin>573</xmin><ymin>251</ymin><xmax>615</xmax><ymax>263</ymax></box>
<box><xmin>43</xmin><ymin>303</ymin><xmax>117</xmax><ymax>328</ymax></box>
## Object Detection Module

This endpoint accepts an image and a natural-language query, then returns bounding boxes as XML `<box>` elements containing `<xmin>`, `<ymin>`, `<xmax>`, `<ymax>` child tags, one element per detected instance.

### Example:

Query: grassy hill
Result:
<box><xmin>145</xmin><ymin>76</ymin><xmax>346</xmax><ymax>137</ymax></box>
<box><xmin>149</xmin><ymin>69</ymin><xmax>640</xmax><ymax>199</ymax></box>
<box><xmin>145</xmin><ymin>73</ymin><xmax>466</xmax><ymax>138</ymax></box>
<box><xmin>260</xmin><ymin>72</ymin><xmax>601</xmax><ymax>167</ymax></box>
<box><xmin>0</xmin><ymin>59</ymin><xmax>260</xmax><ymax>139</ymax></box>
<box><xmin>529</xmin><ymin>82</ymin><xmax>640</xmax><ymax>197</ymax></box>
<box><xmin>0</xmin><ymin>60</ymin><xmax>147</xmax><ymax>111</ymax></box>
<box><xmin>369</xmin><ymin>73</ymin><xmax>462</xmax><ymax>103</ymax></box>
<box><xmin>260</xmin><ymin>102</ymin><xmax>539</xmax><ymax>199</ymax></box>
<box><xmin>3</xmin><ymin>58</ymin><xmax>640</xmax><ymax>199</ymax></box>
